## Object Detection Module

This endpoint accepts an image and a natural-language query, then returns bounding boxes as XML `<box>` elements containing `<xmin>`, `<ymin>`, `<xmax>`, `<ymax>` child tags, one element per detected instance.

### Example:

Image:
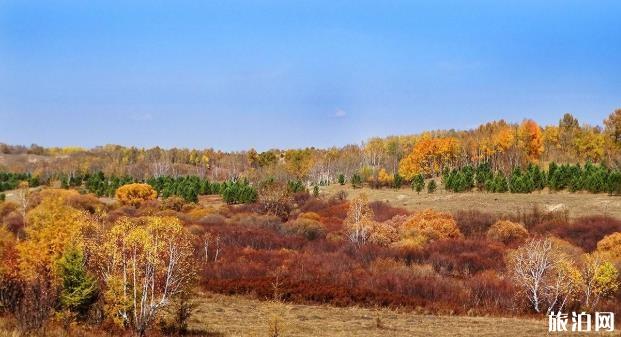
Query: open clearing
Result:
<box><xmin>321</xmin><ymin>184</ymin><xmax>621</xmax><ymax>219</ymax></box>
<box><xmin>190</xmin><ymin>292</ymin><xmax>606</xmax><ymax>337</ymax></box>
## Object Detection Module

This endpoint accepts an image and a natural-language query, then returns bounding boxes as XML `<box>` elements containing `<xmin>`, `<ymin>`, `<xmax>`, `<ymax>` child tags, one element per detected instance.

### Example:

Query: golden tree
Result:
<box><xmin>98</xmin><ymin>216</ymin><xmax>195</xmax><ymax>336</ymax></box>
<box><xmin>604</xmin><ymin>108</ymin><xmax>621</xmax><ymax>145</ymax></box>
<box><xmin>574</xmin><ymin>127</ymin><xmax>606</xmax><ymax>162</ymax></box>
<box><xmin>377</xmin><ymin>168</ymin><xmax>393</xmax><ymax>187</ymax></box>
<box><xmin>284</xmin><ymin>149</ymin><xmax>314</xmax><ymax>180</ymax></box>
<box><xmin>115</xmin><ymin>183</ymin><xmax>157</xmax><ymax>207</ymax></box>
<box><xmin>597</xmin><ymin>232</ymin><xmax>621</xmax><ymax>262</ymax></box>
<box><xmin>17</xmin><ymin>190</ymin><xmax>91</xmax><ymax>280</ymax></box>
<box><xmin>517</xmin><ymin>119</ymin><xmax>544</xmax><ymax>162</ymax></box>
<box><xmin>398</xmin><ymin>136</ymin><xmax>460</xmax><ymax>179</ymax></box>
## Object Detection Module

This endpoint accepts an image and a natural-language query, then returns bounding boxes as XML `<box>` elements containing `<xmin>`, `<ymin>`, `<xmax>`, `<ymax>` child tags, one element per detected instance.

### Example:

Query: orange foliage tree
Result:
<box><xmin>517</xmin><ymin>119</ymin><xmax>544</xmax><ymax>162</ymax></box>
<box><xmin>115</xmin><ymin>183</ymin><xmax>157</xmax><ymax>207</ymax></box>
<box><xmin>398</xmin><ymin>136</ymin><xmax>460</xmax><ymax>180</ymax></box>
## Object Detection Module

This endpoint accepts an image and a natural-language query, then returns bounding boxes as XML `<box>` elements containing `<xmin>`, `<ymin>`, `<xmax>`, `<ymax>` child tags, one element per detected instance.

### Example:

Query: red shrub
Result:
<box><xmin>315</xmin><ymin>202</ymin><xmax>349</xmax><ymax>220</ymax></box>
<box><xmin>466</xmin><ymin>271</ymin><xmax>515</xmax><ymax>313</ymax></box>
<box><xmin>368</xmin><ymin>201</ymin><xmax>409</xmax><ymax>222</ymax></box>
<box><xmin>299</xmin><ymin>198</ymin><xmax>329</xmax><ymax>213</ymax></box>
<box><xmin>535</xmin><ymin>215</ymin><xmax>621</xmax><ymax>252</ymax></box>
<box><xmin>453</xmin><ymin>210</ymin><xmax>499</xmax><ymax>238</ymax></box>
<box><xmin>422</xmin><ymin>239</ymin><xmax>506</xmax><ymax>276</ymax></box>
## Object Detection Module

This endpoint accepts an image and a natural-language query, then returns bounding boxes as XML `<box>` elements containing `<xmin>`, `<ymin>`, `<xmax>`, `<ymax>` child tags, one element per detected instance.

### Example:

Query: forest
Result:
<box><xmin>1</xmin><ymin>110</ymin><xmax>621</xmax><ymax>336</ymax></box>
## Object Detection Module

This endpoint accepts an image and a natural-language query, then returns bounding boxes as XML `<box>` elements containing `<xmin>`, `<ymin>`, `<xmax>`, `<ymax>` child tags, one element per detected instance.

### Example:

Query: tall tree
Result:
<box><xmin>604</xmin><ymin>109</ymin><xmax>621</xmax><ymax>145</ymax></box>
<box><xmin>517</xmin><ymin>119</ymin><xmax>544</xmax><ymax>162</ymax></box>
<box><xmin>344</xmin><ymin>194</ymin><xmax>375</xmax><ymax>245</ymax></box>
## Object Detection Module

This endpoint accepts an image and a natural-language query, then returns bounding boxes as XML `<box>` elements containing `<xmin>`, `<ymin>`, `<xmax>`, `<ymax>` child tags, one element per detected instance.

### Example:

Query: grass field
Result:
<box><xmin>0</xmin><ymin>292</ymin><xmax>612</xmax><ymax>337</ymax></box>
<box><xmin>321</xmin><ymin>183</ymin><xmax>621</xmax><ymax>219</ymax></box>
<box><xmin>185</xmin><ymin>292</ymin><xmax>616</xmax><ymax>337</ymax></box>
<box><xmin>191</xmin><ymin>292</ymin><xmax>545</xmax><ymax>337</ymax></box>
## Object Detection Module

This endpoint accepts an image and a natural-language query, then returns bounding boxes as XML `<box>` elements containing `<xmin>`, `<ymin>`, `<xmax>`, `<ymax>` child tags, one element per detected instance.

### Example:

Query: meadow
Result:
<box><xmin>321</xmin><ymin>183</ymin><xmax>621</xmax><ymax>219</ymax></box>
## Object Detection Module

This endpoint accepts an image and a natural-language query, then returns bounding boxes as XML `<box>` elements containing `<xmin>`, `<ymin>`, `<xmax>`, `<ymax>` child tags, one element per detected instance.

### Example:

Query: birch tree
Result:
<box><xmin>99</xmin><ymin>216</ymin><xmax>195</xmax><ymax>336</ymax></box>
<box><xmin>508</xmin><ymin>238</ymin><xmax>554</xmax><ymax>313</ymax></box>
<box><xmin>344</xmin><ymin>194</ymin><xmax>374</xmax><ymax>245</ymax></box>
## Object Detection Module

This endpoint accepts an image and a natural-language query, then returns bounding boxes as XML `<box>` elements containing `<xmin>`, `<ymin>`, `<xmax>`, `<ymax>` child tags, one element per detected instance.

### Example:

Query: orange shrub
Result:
<box><xmin>486</xmin><ymin>220</ymin><xmax>529</xmax><ymax>245</ymax></box>
<box><xmin>368</xmin><ymin>221</ymin><xmax>400</xmax><ymax>246</ymax></box>
<box><xmin>115</xmin><ymin>183</ymin><xmax>157</xmax><ymax>207</ymax></box>
<box><xmin>298</xmin><ymin>211</ymin><xmax>321</xmax><ymax>222</ymax></box>
<box><xmin>597</xmin><ymin>232</ymin><xmax>621</xmax><ymax>262</ymax></box>
<box><xmin>400</xmin><ymin>209</ymin><xmax>463</xmax><ymax>243</ymax></box>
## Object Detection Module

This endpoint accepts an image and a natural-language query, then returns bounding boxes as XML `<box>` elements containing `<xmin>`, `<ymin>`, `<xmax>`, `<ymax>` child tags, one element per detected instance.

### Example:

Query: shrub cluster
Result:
<box><xmin>221</xmin><ymin>180</ymin><xmax>258</xmax><ymax>204</ymax></box>
<box><xmin>0</xmin><ymin>172</ymin><xmax>40</xmax><ymax>192</ymax></box>
<box><xmin>548</xmin><ymin>162</ymin><xmax>619</xmax><ymax>193</ymax></box>
<box><xmin>147</xmin><ymin>176</ymin><xmax>215</xmax><ymax>202</ymax></box>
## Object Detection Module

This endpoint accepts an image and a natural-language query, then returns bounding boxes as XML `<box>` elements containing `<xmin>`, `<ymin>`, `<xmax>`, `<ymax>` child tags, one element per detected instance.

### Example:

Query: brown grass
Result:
<box><xmin>189</xmin><ymin>292</ymin><xmax>554</xmax><ymax>337</ymax></box>
<box><xmin>321</xmin><ymin>184</ymin><xmax>621</xmax><ymax>219</ymax></box>
<box><xmin>0</xmin><ymin>292</ymin><xmax>611</xmax><ymax>337</ymax></box>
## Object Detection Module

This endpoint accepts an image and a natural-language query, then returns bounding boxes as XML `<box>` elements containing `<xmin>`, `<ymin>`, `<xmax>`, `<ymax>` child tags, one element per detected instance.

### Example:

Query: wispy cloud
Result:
<box><xmin>334</xmin><ymin>109</ymin><xmax>347</xmax><ymax>118</ymax></box>
<box><xmin>130</xmin><ymin>113</ymin><xmax>153</xmax><ymax>121</ymax></box>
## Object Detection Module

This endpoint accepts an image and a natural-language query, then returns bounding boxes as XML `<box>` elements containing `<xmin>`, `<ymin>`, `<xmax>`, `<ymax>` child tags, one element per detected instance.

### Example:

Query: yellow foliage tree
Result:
<box><xmin>284</xmin><ymin>149</ymin><xmax>314</xmax><ymax>180</ymax></box>
<box><xmin>115</xmin><ymin>183</ymin><xmax>157</xmax><ymax>207</ymax></box>
<box><xmin>492</xmin><ymin>123</ymin><xmax>516</xmax><ymax>154</ymax></box>
<box><xmin>377</xmin><ymin>168</ymin><xmax>393</xmax><ymax>186</ymax></box>
<box><xmin>596</xmin><ymin>232</ymin><xmax>621</xmax><ymax>263</ymax></box>
<box><xmin>604</xmin><ymin>108</ymin><xmax>621</xmax><ymax>145</ymax></box>
<box><xmin>574</xmin><ymin>127</ymin><xmax>606</xmax><ymax>162</ymax></box>
<box><xmin>97</xmin><ymin>216</ymin><xmax>195</xmax><ymax>335</ymax></box>
<box><xmin>17</xmin><ymin>190</ymin><xmax>91</xmax><ymax>280</ymax></box>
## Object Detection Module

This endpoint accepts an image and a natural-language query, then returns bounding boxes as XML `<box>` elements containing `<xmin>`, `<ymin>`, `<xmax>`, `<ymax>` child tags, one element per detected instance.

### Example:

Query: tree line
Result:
<box><xmin>340</xmin><ymin>160</ymin><xmax>621</xmax><ymax>196</ymax></box>
<box><xmin>443</xmin><ymin>162</ymin><xmax>621</xmax><ymax>195</ymax></box>
<box><xmin>1</xmin><ymin>111</ymin><xmax>620</xmax><ymax>187</ymax></box>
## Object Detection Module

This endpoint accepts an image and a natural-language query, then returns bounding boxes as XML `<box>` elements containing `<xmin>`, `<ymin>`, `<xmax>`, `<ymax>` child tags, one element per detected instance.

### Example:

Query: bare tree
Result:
<box><xmin>16</xmin><ymin>181</ymin><xmax>30</xmax><ymax>225</ymax></box>
<box><xmin>509</xmin><ymin>237</ymin><xmax>554</xmax><ymax>313</ymax></box>
<box><xmin>343</xmin><ymin>194</ymin><xmax>375</xmax><ymax>246</ymax></box>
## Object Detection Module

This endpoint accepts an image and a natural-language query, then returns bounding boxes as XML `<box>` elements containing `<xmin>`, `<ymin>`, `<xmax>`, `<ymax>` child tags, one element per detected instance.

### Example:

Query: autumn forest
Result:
<box><xmin>1</xmin><ymin>110</ymin><xmax>621</xmax><ymax>336</ymax></box>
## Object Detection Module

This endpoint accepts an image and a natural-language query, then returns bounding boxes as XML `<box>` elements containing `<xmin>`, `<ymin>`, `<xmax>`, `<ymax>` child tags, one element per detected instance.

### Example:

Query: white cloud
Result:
<box><xmin>334</xmin><ymin>109</ymin><xmax>347</xmax><ymax>118</ymax></box>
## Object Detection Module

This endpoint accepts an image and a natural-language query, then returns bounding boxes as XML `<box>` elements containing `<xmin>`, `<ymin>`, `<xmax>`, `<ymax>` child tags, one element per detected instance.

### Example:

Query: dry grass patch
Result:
<box><xmin>322</xmin><ymin>184</ymin><xmax>621</xmax><ymax>219</ymax></box>
<box><xmin>189</xmin><ymin>292</ymin><xmax>556</xmax><ymax>337</ymax></box>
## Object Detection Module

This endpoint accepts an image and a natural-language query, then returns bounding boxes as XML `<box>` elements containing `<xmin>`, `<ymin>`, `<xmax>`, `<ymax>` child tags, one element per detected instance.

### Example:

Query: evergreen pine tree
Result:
<box><xmin>57</xmin><ymin>247</ymin><xmax>98</xmax><ymax>316</ymax></box>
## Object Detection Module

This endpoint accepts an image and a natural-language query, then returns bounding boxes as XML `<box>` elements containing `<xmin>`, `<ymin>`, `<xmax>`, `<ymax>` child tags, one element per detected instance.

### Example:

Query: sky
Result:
<box><xmin>0</xmin><ymin>0</ymin><xmax>620</xmax><ymax>151</ymax></box>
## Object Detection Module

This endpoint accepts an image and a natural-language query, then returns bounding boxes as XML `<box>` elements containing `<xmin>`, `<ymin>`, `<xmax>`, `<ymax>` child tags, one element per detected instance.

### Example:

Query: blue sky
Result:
<box><xmin>0</xmin><ymin>0</ymin><xmax>620</xmax><ymax>151</ymax></box>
